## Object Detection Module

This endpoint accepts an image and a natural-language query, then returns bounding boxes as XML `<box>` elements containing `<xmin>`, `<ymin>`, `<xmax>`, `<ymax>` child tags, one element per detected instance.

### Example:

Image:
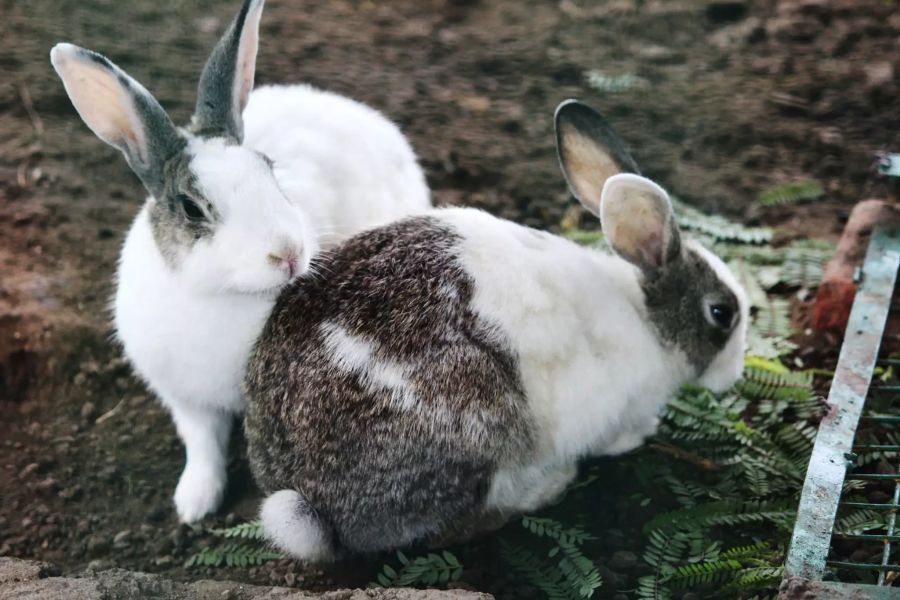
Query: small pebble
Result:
<box><xmin>19</xmin><ymin>463</ymin><xmax>40</xmax><ymax>479</ymax></box>
<box><xmin>112</xmin><ymin>529</ymin><xmax>131</xmax><ymax>549</ymax></box>
<box><xmin>86</xmin><ymin>559</ymin><xmax>114</xmax><ymax>572</ymax></box>
<box><xmin>153</xmin><ymin>555</ymin><xmax>173</xmax><ymax>567</ymax></box>
<box><xmin>87</xmin><ymin>535</ymin><xmax>108</xmax><ymax>554</ymax></box>
<box><xmin>81</xmin><ymin>402</ymin><xmax>96</xmax><ymax>420</ymax></box>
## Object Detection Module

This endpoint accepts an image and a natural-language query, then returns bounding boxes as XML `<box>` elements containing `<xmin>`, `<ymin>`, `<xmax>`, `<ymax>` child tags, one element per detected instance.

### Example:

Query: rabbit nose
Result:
<box><xmin>267</xmin><ymin>246</ymin><xmax>300</xmax><ymax>278</ymax></box>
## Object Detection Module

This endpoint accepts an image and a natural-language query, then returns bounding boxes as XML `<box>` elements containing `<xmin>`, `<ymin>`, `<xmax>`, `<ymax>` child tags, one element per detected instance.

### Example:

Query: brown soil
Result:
<box><xmin>1</xmin><ymin>0</ymin><xmax>898</xmax><ymax>597</ymax></box>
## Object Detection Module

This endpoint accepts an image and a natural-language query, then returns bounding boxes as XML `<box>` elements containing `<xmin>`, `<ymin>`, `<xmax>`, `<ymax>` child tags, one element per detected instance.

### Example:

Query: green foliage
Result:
<box><xmin>718</xmin><ymin>239</ymin><xmax>833</xmax><ymax>292</ymax></box>
<box><xmin>671</xmin><ymin>197</ymin><xmax>773</xmax><ymax>244</ymax></box>
<box><xmin>632</xmin><ymin>358</ymin><xmax>829</xmax><ymax>598</ymax></box>
<box><xmin>184</xmin><ymin>543</ymin><xmax>283</xmax><ymax>568</ymax></box>
<box><xmin>778</xmin><ymin>242</ymin><xmax>833</xmax><ymax>289</ymax></box>
<box><xmin>209</xmin><ymin>520</ymin><xmax>265</xmax><ymax>540</ymax></box>
<box><xmin>185</xmin><ymin>520</ymin><xmax>283</xmax><ymax>569</ymax></box>
<box><xmin>735</xmin><ymin>367</ymin><xmax>814</xmax><ymax>404</ymax></box>
<box><xmin>562</xmin><ymin>229</ymin><xmax>605</xmax><ymax>245</ymax></box>
<box><xmin>184</xmin><ymin>197</ymin><xmax>841</xmax><ymax>600</ymax></box>
<box><xmin>751</xmin><ymin>299</ymin><xmax>792</xmax><ymax>341</ymax></box>
<box><xmin>499</xmin><ymin>196</ymin><xmax>837</xmax><ymax>599</ymax></box>
<box><xmin>851</xmin><ymin>431</ymin><xmax>900</xmax><ymax>467</ymax></box>
<box><xmin>833</xmin><ymin>509</ymin><xmax>885</xmax><ymax>534</ymax></box>
<box><xmin>722</xmin><ymin>238</ymin><xmax>832</xmax><ymax>361</ymax></box>
<box><xmin>502</xmin><ymin>517</ymin><xmax>603</xmax><ymax>599</ymax></box>
<box><xmin>757</xmin><ymin>180</ymin><xmax>824</xmax><ymax>207</ymax></box>
<box><xmin>667</xmin><ymin>558</ymin><xmax>744</xmax><ymax>589</ymax></box>
<box><xmin>521</xmin><ymin>516</ymin><xmax>595</xmax><ymax>545</ymax></box>
<box><xmin>374</xmin><ymin>551</ymin><xmax>463</xmax><ymax>587</ymax></box>
<box><xmin>501</xmin><ymin>541</ymin><xmax>586</xmax><ymax>600</ymax></box>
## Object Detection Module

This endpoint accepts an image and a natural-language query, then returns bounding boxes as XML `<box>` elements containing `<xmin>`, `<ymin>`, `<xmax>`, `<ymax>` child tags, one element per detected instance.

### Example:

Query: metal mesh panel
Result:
<box><xmin>782</xmin><ymin>226</ymin><xmax>900</xmax><ymax>598</ymax></box>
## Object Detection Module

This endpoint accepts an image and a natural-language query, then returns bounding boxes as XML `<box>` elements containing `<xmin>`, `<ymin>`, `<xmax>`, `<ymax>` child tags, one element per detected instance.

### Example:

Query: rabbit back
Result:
<box><xmin>243</xmin><ymin>84</ymin><xmax>430</xmax><ymax>242</ymax></box>
<box><xmin>245</xmin><ymin>215</ymin><xmax>535</xmax><ymax>553</ymax></box>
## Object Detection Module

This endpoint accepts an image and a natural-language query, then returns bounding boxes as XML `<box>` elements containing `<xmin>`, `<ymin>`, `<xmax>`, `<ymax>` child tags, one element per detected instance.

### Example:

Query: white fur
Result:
<box><xmin>243</xmin><ymin>85</ymin><xmax>430</xmax><ymax>241</ymax></box>
<box><xmin>320</xmin><ymin>321</ymin><xmax>419</xmax><ymax>411</ymax></box>
<box><xmin>260</xmin><ymin>490</ymin><xmax>332</xmax><ymax>562</ymax></box>
<box><xmin>55</xmin><ymin>3</ymin><xmax>429</xmax><ymax>524</ymax></box>
<box><xmin>486</xmin><ymin>462</ymin><xmax>577</xmax><ymax>515</ymax></box>
<box><xmin>254</xmin><ymin>201</ymin><xmax>746</xmax><ymax>552</ymax></box>
<box><xmin>433</xmin><ymin>205</ymin><xmax>746</xmax><ymax>514</ymax></box>
<box><xmin>114</xmin><ymin>85</ymin><xmax>429</xmax><ymax>523</ymax></box>
<box><xmin>442</xmin><ymin>208</ymin><xmax>692</xmax><ymax>459</ymax></box>
<box><xmin>253</xmin><ymin>107</ymin><xmax>749</xmax><ymax>554</ymax></box>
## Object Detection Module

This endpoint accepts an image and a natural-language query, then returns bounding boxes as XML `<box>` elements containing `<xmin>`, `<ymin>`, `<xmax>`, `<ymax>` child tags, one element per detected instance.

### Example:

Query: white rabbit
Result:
<box><xmin>50</xmin><ymin>0</ymin><xmax>430</xmax><ymax>523</ymax></box>
<box><xmin>243</xmin><ymin>100</ymin><xmax>749</xmax><ymax>561</ymax></box>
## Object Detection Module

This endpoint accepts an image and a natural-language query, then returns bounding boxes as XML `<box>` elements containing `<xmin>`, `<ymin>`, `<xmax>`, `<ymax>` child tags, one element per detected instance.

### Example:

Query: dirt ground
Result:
<box><xmin>1</xmin><ymin>0</ymin><xmax>899</xmax><ymax>597</ymax></box>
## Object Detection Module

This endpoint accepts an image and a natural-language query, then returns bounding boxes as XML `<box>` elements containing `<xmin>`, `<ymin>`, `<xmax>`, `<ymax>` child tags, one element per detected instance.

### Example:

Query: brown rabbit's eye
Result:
<box><xmin>709</xmin><ymin>304</ymin><xmax>734</xmax><ymax>329</ymax></box>
<box><xmin>178</xmin><ymin>194</ymin><xmax>206</xmax><ymax>221</ymax></box>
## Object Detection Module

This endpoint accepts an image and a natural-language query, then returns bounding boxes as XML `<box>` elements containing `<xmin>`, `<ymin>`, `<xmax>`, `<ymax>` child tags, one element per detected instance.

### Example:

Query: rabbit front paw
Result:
<box><xmin>174</xmin><ymin>463</ymin><xmax>226</xmax><ymax>523</ymax></box>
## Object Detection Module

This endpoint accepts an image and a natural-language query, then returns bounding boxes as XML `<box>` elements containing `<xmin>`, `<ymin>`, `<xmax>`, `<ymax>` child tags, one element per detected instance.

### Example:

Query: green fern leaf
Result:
<box><xmin>757</xmin><ymin>180</ymin><xmax>824</xmax><ymax>207</ymax></box>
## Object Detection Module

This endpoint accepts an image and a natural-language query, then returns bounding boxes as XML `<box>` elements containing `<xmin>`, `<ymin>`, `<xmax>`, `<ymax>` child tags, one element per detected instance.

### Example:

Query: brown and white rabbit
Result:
<box><xmin>243</xmin><ymin>100</ymin><xmax>748</xmax><ymax>560</ymax></box>
<box><xmin>50</xmin><ymin>0</ymin><xmax>430</xmax><ymax>523</ymax></box>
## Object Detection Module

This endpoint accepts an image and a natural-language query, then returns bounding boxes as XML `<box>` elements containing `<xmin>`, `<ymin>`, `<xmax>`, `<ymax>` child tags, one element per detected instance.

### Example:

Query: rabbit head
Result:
<box><xmin>555</xmin><ymin>100</ymin><xmax>748</xmax><ymax>392</ymax></box>
<box><xmin>50</xmin><ymin>0</ymin><xmax>313</xmax><ymax>295</ymax></box>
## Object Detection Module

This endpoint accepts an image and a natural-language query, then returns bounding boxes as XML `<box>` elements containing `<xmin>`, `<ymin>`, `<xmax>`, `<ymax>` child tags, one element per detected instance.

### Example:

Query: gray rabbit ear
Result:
<box><xmin>192</xmin><ymin>0</ymin><xmax>265</xmax><ymax>142</ymax></box>
<box><xmin>50</xmin><ymin>43</ymin><xmax>184</xmax><ymax>198</ymax></box>
<box><xmin>554</xmin><ymin>99</ymin><xmax>640</xmax><ymax>217</ymax></box>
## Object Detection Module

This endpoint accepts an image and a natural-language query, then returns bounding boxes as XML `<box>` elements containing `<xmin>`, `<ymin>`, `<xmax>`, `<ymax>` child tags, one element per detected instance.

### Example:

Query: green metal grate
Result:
<box><xmin>781</xmin><ymin>226</ymin><xmax>900</xmax><ymax>598</ymax></box>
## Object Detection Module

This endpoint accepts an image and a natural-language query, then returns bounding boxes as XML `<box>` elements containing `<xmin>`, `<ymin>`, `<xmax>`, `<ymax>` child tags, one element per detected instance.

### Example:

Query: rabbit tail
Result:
<box><xmin>260</xmin><ymin>490</ymin><xmax>333</xmax><ymax>562</ymax></box>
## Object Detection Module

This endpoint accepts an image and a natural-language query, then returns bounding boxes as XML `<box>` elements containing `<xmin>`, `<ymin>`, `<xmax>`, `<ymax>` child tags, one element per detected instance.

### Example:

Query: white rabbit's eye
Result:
<box><xmin>178</xmin><ymin>194</ymin><xmax>206</xmax><ymax>222</ymax></box>
<box><xmin>708</xmin><ymin>303</ymin><xmax>734</xmax><ymax>329</ymax></box>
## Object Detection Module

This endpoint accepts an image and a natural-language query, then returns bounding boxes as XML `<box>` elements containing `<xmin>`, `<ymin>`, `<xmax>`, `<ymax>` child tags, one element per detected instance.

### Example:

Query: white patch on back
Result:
<box><xmin>320</xmin><ymin>322</ymin><xmax>419</xmax><ymax>410</ymax></box>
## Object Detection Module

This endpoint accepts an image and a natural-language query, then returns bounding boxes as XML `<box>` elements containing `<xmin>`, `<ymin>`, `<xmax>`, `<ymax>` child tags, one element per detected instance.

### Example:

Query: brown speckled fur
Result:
<box><xmin>244</xmin><ymin>216</ymin><xmax>535</xmax><ymax>555</ymax></box>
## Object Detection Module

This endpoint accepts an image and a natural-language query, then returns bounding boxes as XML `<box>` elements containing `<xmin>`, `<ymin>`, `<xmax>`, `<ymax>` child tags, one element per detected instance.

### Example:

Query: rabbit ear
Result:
<box><xmin>600</xmin><ymin>173</ymin><xmax>681</xmax><ymax>273</ymax></box>
<box><xmin>50</xmin><ymin>43</ymin><xmax>183</xmax><ymax>198</ymax></box>
<box><xmin>555</xmin><ymin>100</ymin><xmax>640</xmax><ymax>216</ymax></box>
<box><xmin>192</xmin><ymin>0</ymin><xmax>265</xmax><ymax>141</ymax></box>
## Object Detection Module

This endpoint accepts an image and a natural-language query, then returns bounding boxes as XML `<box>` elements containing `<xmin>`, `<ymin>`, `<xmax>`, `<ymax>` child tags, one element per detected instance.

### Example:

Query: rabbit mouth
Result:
<box><xmin>224</xmin><ymin>281</ymin><xmax>291</xmax><ymax>299</ymax></box>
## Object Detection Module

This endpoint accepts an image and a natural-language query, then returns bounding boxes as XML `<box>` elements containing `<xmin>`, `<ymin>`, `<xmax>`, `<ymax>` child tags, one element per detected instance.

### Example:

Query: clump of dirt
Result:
<box><xmin>1</xmin><ymin>0</ymin><xmax>898</xmax><ymax>597</ymax></box>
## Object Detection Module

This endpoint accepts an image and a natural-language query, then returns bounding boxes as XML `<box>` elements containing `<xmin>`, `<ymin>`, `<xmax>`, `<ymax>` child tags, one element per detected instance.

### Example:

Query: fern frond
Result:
<box><xmin>780</xmin><ymin>245</ymin><xmax>832</xmax><ymax>289</ymax></box>
<box><xmin>636</xmin><ymin>573</ymin><xmax>673</xmax><ymax>600</ymax></box>
<box><xmin>757</xmin><ymin>180</ymin><xmax>824</xmax><ymax>207</ymax></box>
<box><xmin>744</xmin><ymin>356</ymin><xmax>789</xmax><ymax>373</ymax></box>
<box><xmin>720</xmin><ymin>543</ymin><xmax>772</xmax><ymax>560</ymax></box>
<box><xmin>558</xmin><ymin>538</ymin><xmax>603</xmax><ymax>598</ymax></box>
<box><xmin>834</xmin><ymin>510</ymin><xmax>886</xmax><ymax>534</ymax></box>
<box><xmin>185</xmin><ymin>543</ymin><xmax>283</xmax><ymax>568</ymax></box>
<box><xmin>672</xmin><ymin>197</ymin><xmax>772</xmax><ymax>244</ymax></box>
<box><xmin>584</xmin><ymin>70</ymin><xmax>644</xmax><ymax>93</ymax></box>
<box><xmin>209</xmin><ymin>520</ymin><xmax>265</xmax><ymax>540</ymax></box>
<box><xmin>500</xmin><ymin>541</ymin><xmax>577</xmax><ymax>600</ymax></box>
<box><xmin>736</xmin><ymin>368</ymin><xmax>813</xmax><ymax>403</ymax></box>
<box><xmin>642</xmin><ymin>500</ymin><xmax>797</xmax><ymax>535</ymax></box>
<box><xmin>752</xmin><ymin>298</ymin><xmax>792</xmax><ymax>340</ymax></box>
<box><xmin>718</xmin><ymin>566</ymin><xmax>785</xmax><ymax>596</ymax></box>
<box><xmin>852</xmin><ymin>431</ymin><xmax>900</xmax><ymax>466</ymax></box>
<box><xmin>521</xmin><ymin>516</ymin><xmax>595</xmax><ymax>545</ymax></box>
<box><xmin>374</xmin><ymin>550</ymin><xmax>463</xmax><ymax>588</ymax></box>
<box><xmin>664</xmin><ymin>559</ymin><xmax>743</xmax><ymax>590</ymax></box>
